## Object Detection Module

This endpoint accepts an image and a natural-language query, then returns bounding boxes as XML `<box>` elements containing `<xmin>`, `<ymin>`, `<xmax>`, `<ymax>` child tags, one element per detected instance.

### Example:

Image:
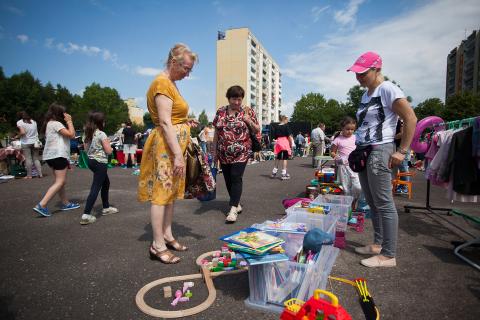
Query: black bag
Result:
<box><xmin>244</xmin><ymin>106</ymin><xmax>261</xmax><ymax>152</ymax></box>
<box><xmin>348</xmin><ymin>145</ymin><xmax>372</xmax><ymax>173</ymax></box>
<box><xmin>249</xmin><ymin>131</ymin><xmax>262</xmax><ymax>152</ymax></box>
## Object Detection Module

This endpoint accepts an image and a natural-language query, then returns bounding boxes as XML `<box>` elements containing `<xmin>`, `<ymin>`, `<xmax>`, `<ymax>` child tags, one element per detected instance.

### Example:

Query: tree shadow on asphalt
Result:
<box><xmin>138</xmin><ymin>222</ymin><xmax>207</xmax><ymax>242</ymax></box>
<box><xmin>0</xmin><ymin>295</ymin><xmax>15</xmax><ymax>320</ymax></box>
<box><xmin>422</xmin><ymin>244</ymin><xmax>468</xmax><ymax>265</ymax></box>
<box><xmin>398</xmin><ymin>210</ymin><xmax>457</xmax><ymax>243</ymax></box>
<box><xmin>191</xmin><ymin>200</ymin><xmax>230</xmax><ymax>216</ymax></box>
<box><xmin>467</xmin><ymin>276</ymin><xmax>480</xmax><ymax>300</ymax></box>
<box><xmin>213</xmin><ymin>271</ymin><xmax>251</xmax><ymax>301</ymax></box>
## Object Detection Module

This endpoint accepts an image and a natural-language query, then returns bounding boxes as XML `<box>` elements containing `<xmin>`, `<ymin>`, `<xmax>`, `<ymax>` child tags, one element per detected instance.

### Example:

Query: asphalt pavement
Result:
<box><xmin>0</xmin><ymin>157</ymin><xmax>479</xmax><ymax>320</ymax></box>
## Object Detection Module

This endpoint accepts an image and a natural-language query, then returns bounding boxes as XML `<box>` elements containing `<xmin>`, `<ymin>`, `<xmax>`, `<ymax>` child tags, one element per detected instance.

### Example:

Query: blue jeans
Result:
<box><xmin>398</xmin><ymin>149</ymin><xmax>411</xmax><ymax>181</ymax></box>
<box><xmin>200</xmin><ymin>141</ymin><xmax>207</xmax><ymax>154</ymax></box>
<box><xmin>358</xmin><ymin>143</ymin><xmax>398</xmax><ymax>257</ymax></box>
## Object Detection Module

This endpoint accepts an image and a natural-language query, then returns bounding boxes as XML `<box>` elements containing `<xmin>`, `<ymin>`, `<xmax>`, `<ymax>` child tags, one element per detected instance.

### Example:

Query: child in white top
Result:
<box><xmin>33</xmin><ymin>103</ymin><xmax>79</xmax><ymax>217</ymax></box>
<box><xmin>330</xmin><ymin>117</ymin><xmax>362</xmax><ymax>208</ymax></box>
<box><xmin>15</xmin><ymin>111</ymin><xmax>43</xmax><ymax>178</ymax></box>
<box><xmin>81</xmin><ymin>111</ymin><xmax>118</xmax><ymax>225</ymax></box>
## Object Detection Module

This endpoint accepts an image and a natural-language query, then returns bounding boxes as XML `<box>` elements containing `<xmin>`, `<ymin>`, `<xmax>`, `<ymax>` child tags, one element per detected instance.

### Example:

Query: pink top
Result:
<box><xmin>332</xmin><ymin>135</ymin><xmax>356</xmax><ymax>164</ymax></box>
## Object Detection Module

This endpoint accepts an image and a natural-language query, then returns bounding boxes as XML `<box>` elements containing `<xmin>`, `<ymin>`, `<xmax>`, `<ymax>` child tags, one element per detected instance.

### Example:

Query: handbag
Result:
<box><xmin>243</xmin><ymin>106</ymin><xmax>261</xmax><ymax>152</ymax></box>
<box><xmin>185</xmin><ymin>139</ymin><xmax>216</xmax><ymax>198</ymax></box>
<box><xmin>33</xmin><ymin>139</ymin><xmax>43</xmax><ymax>149</ymax></box>
<box><xmin>348</xmin><ymin>145</ymin><xmax>372</xmax><ymax>173</ymax></box>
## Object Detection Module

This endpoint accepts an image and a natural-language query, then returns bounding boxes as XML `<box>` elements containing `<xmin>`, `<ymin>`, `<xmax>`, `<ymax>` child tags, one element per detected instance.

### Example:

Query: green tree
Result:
<box><xmin>414</xmin><ymin>98</ymin><xmax>444</xmax><ymax>120</ymax></box>
<box><xmin>79</xmin><ymin>83</ymin><xmax>129</xmax><ymax>134</ymax></box>
<box><xmin>291</xmin><ymin>93</ymin><xmax>345</xmax><ymax>132</ymax></box>
<box><xmin>291</xmin><ymin>93</ymin><xmax>327</xmax><ymax>125</ymax></box>
<box><xmin>198</xmin><ymin>109</ymin><xmax>209</xmax><ymax>127</ymax></box>
<box><xmin>143</xmin><ymin>112</ymin><xmax>153</xmax><ymax>128</ymax></box>
<box><xmin>442</xmin><ymin>92</ymin><xmax>480</xmax><ymax>121</ymax></box>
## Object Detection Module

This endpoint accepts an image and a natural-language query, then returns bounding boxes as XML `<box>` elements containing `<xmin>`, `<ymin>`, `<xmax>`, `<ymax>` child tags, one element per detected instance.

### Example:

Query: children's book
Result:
<box><xmin>229</xmin><ymin>230</ymin><xmax>283</xmax><ymax>249</ymax></box>
<box><xmin>227</xmin><ymin>241</ymin><xmax>284</xmax><ymax>255</ymax></box>
<box><xmin>261</xmin><ymin>220</ymin><xmax>308</xmax><ymax>234</ymax></box>
<box><xmin>239</xmin><ymin>252</ymin><xmax>289</xmax><ymax>265</ymax></box>
<box><xmin>220</xmin><ymin>227</ymin><xmax>283</xmax><ymax>248</ymax></box>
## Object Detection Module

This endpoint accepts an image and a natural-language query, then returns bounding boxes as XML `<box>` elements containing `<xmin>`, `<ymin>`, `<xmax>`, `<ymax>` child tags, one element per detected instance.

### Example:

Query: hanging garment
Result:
<box><xmin>444</xmin><ymin>127</ymin><xmax>480</xmax><ymax>195</ymax></box>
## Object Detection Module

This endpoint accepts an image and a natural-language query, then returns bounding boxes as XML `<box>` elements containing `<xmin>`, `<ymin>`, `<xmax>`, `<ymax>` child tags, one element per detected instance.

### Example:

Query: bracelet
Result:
<box><xmin>397</xmin><ymin>148</ymin><xmax>408</xmax><ymax>155</ymax></box>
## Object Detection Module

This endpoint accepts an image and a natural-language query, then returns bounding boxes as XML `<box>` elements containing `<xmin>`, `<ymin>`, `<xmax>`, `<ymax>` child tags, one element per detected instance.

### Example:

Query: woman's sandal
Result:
<box><xmin>164</xmin><ymin>239</ymin><xmax>188</xmax><ymax>252</ymax></box>
<box><xmin>149</xmin><ymin>245</ymin><xmax>180</xmax><ymax>264</ymax></box>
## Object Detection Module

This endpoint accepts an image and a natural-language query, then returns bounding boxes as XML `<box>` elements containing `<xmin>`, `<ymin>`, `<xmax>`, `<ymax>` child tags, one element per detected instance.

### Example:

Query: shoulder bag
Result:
<box><xmin>243</xmin><ymin>106</ymin><xmax>261</xmax><ymax>152</ymax></box>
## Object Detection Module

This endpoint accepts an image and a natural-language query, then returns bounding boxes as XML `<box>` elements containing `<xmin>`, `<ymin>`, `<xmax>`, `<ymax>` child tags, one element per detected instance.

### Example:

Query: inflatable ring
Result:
<box><xmin>410</xmin><ymin>116</ymin><xmax>444</xmax><ymax>153</ymax></box>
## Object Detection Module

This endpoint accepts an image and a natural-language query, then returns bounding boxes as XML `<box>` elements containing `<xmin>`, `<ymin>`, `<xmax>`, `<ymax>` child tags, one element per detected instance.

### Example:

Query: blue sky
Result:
<box><xmin>1</xmin><ymin>0</ymin><xmax>479</xmax><ymax>121</ymax></box>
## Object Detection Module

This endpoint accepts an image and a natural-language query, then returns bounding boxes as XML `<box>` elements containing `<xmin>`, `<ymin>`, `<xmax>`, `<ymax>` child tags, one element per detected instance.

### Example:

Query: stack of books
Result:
<box><xmin>219</xmin><ymin>227</ymin><xmax>288</xmax><ymax>265</ymax></box>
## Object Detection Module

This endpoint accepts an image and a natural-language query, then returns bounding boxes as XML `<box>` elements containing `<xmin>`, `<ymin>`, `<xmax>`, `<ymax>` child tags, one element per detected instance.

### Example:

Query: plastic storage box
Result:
<box><xmin>245</xmin><ymin>244</ymin><xmax>339</xmax><ymax>313</ymax></box>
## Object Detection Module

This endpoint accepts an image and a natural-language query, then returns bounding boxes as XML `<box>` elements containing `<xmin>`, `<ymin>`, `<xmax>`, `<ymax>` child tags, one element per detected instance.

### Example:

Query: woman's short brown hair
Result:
<box><xmin>226</xmin><ymin>85</ymin><xmax>245</xmax><ymax>99</ymax></box>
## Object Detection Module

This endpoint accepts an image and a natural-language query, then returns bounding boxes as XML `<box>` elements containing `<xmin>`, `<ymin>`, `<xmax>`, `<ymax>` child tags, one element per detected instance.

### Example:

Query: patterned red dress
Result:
<box><xmin>213</xmin><ymin>106</ymin><xmax>259</xmax><ymax>164</ymax></box>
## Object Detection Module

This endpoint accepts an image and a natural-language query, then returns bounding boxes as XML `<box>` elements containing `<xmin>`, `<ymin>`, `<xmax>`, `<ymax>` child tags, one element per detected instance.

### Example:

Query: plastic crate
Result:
<box><xmin>246</xmin><ymin>245</ymin><xmax>339</xmax><ymax>312</ymax></box>
<box><xmin>312</xmin><ymin>194</ymin><xmax>353</xmax><ymax>233</ymax></box>
<box><xmin>281</xmin><ymin>211</ymin><xmax>337</xmax><ymax>240</ymax></box>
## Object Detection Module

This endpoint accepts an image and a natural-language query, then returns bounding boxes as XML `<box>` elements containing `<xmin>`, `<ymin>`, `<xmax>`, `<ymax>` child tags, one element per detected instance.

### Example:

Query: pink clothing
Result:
<box><xmin>332</xmin><ymin>135</ymin><xmax>356</xmax><ymax>164</ymax></box>
<box><xmin>274</xmin><ymin>136</ymin><xmax>291</xmax><ymax>155</ymax></box>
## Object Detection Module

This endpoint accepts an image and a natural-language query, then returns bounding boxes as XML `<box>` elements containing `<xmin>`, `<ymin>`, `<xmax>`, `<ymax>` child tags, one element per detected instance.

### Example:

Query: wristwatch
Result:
<box><xmin>397</xmin><ymin>148</ymin><xmax>408</xmax><ymax>155</ymax></box>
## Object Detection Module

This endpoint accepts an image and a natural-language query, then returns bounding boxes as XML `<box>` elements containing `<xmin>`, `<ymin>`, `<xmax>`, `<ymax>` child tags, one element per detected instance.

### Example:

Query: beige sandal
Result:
<box><xmin>165</xmin><ymin>239</ymin><xmax>188</xmax><ymax>252</ymax></box>
<box><xmin>149</xmin><ymin>245</ymin><xmax>180</xmax><ymax>264</ymax></box>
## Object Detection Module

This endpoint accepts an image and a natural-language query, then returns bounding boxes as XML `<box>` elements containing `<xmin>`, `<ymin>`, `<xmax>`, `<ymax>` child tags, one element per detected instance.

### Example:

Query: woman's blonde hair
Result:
<box><xmin>166</xmin><ymin>43</ymin><xmax>198</xmax><ymax>67</ymax></box>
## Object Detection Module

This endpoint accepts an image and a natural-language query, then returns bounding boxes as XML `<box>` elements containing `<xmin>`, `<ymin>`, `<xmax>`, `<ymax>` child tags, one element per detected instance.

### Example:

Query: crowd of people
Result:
<box><xmin>15</xmin><ymin>46</ymin><xmax>418</xmax><ymax>269</ymax></box>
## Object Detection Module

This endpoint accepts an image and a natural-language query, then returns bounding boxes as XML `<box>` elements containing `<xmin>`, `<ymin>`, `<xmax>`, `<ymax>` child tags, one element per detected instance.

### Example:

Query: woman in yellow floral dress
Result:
<box><xmin>138</xmin><ymin>43</ymin><xmax>198</xmax><ymax>264</ymax></box>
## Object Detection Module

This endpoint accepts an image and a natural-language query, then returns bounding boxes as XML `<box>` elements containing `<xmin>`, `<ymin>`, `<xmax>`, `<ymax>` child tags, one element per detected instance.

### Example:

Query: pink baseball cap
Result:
<box><xmin>347</xmin><ymin>51</ymin><xmax>382</xmax><ymax>73</ymax></box>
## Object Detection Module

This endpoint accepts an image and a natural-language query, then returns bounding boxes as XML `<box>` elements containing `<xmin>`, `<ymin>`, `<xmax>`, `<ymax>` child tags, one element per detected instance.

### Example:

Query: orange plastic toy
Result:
<box><xmin>280</xmin><ymin>289</ymin><xmax>351</xmax><ymax>320</ymax></box>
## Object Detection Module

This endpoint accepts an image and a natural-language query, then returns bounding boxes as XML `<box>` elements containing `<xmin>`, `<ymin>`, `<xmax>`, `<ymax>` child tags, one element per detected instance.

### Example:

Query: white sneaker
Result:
<box><xmin>102</xmin><ymin>207</ymin><xmax>119</xmax><ymax>216</ymax></box>
<box><xmin>225</xmin><ymin>207</ymin><xmax>238</xmax><ymax>223</ymax></box>
<box><xmin>236</xmin><ymin>204</ymin><xmax>242</xmax><ymax>214</ymax></box>
<box><xmin>80</xmin><ymin>215</ymin><xmax>96</xmax><ymax>225</ymax></box>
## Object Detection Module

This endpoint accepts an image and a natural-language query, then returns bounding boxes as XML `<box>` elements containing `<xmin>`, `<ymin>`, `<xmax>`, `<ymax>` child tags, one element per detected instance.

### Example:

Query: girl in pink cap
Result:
<box><xmin>347</xmin><ymin>51</ymin><xmax>417</xmax><ymax>268</ymax></box>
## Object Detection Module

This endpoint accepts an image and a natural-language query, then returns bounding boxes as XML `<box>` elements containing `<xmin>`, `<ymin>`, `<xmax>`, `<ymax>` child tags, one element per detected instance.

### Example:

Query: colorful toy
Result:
<box><xmin>199</xmin><ymin>245</ymin><xmax>244</xmax><ymax>272</ymax></box>
<box><xmin>171</xmin><ymin>289</ymin><xmax>189</xmax><ymax>306</ymax></box>
<box><xmin>280</xmin><ymin>289</ymin><xmax>352</xmax><ymax>320</ymax></box>
<box><xmin>183</xmin><ymin>282</ymin><xmax>194</xmax><ymax>294</ymax></box>
<box><xmin>411</xmin><ymin>116</ymin><xmax>444</xmax><ymax>153</ymax></box>
<box><xmin>328</xmin><ymin>276</ymin><xmax>380</xmax><ymax>320</ymax></box>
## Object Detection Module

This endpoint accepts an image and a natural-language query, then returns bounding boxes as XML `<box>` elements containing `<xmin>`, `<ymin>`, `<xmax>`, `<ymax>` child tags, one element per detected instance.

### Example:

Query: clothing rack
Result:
<box><xmin>404</xmin><ymin>117</ymin><xmax>477</xmax><ymax>218</ymax></box>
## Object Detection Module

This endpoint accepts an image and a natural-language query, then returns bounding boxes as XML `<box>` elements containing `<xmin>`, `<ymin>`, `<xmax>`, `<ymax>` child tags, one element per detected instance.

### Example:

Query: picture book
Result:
<box><xmin>227</xmin><ymin>241</ymin><xmax>284</xmax><ymax>255</ymax></box>
<box><xmin>239</xmin><ymin>252</ymin><xmax>289</xmax><ymax>265</ymax></box>
<box><xmin>230</xmin><ymin>230</ymin><xmax>283</xmax><ymax>249</ymax></box>
<box><xmin>261</xmin><ymin>220</ymin><xmax>308</xmax><ymax>234</ymax></box>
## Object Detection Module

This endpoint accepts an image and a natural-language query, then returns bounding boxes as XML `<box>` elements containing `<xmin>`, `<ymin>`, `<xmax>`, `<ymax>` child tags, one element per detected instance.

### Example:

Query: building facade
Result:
<box><xmin>446</xmin><ymin>30</ymin><xmax>480</xmax><ymax>100</ymax></box>
<box><xmin>216</xmin><ymin>28</ymin><xmax>282</xmax><ymax>127</ymax></box>
<box><xmin>124</xmin><ymin>98</ymin><xmax>144</xmax><ymax>126</ymax></box>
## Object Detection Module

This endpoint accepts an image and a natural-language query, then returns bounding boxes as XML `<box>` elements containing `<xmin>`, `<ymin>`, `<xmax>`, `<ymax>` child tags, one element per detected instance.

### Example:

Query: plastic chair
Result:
<box><xmin>392</xmin><ymin>171</ymin><xmax>416</xmax><ymax>199</ymax></box>
<box><xmin>451</xmin><ymin>209</ymin><xmax>480</xmax><ymax>271</ymax></box>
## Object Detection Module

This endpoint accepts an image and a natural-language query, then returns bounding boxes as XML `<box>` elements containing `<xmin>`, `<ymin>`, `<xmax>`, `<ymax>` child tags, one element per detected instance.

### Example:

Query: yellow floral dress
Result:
<box><xmin>138</xmin><ymin>75</ymin><xmax>190</xmax><ymax>205</ymax></box>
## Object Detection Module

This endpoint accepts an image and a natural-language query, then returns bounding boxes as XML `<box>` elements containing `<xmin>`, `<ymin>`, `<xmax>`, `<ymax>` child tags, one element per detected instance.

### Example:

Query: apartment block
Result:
<box><xmin>446</xmin><ymin>30</ymin><xmax>480</xmax><ymax>100</ymax></box>
<box><xmin>124</xmin><ymin>98</ymin><xmax>144</xmax><ymax>126</ymax></box>
<box><xmin>216</xmin><ymin>28</ymin><xmax>282</xmax><ymax>127</ymax></box>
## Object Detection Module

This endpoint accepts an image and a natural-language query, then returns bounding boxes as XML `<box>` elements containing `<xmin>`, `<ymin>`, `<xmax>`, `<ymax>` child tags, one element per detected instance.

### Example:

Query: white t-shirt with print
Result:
<box><xmin>16</xmin><ymin>119</ymin><xmax>39</xmax><ymax>145</ymax></box>
<box><xmin>42</xmin><ymin>121</ymin><xmax>70</xmax><ymax>160</ymax></box>
<box><xmin>355</xmin><ymin>81</ymin><xmax>405</xmax><ymax>146</ymax></box>
<box><xmin>87</xmin><ymin>129</ymin><xmax>108</xmax><ymax>163</ymax></box>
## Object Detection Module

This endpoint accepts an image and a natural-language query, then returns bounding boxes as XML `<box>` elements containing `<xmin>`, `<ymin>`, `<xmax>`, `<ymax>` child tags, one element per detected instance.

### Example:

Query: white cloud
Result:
<box><xmin>333</xmin><ymin>0</ymin><xmax>365</xmax><ymax>27</ymax></box>
<box><xmin>4</xmin><ymin>5</ymin><xmax>24</xmax><ymax>16</ymax></box>
<box><xmin>45</xmin><ymin>38</ymin><xmax>129</xmax><ymax>71</ymax></box>
<box><xmin>283</xmin><ymin>0</ymin><xmax>480</xmax><ymax>104</ymax></box>
<box><xmin>281</xmin><ymin>100</ymin><xmax>296</xmax><ymax>117</ymax></box>
<box><xmin>312</xmin><ymin>5</ymin><xmax>330</xmax><ymax>23</ymax></box>
<box><xmin>135</xmin><ymin>66</ymin><xmax>161</xmax><ymax>76</ymax></box>
<box><xmin>212</xmin><ymin>1</ymin><xmax>227</xmax><ymax>17</ymax></box>
<box><xmin>16</xmin><ymin>34</ymin><xmax>28</xmax><ymax>43</ymax></box>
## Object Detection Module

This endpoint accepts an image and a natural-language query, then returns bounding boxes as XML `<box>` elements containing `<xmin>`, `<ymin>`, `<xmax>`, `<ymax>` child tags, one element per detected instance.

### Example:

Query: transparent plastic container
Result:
<box><xmin>246</xmin><ymin>245</ymin><xmax>339</xmax><ymax>312</ymax></box>
<box><xmin>281</xmin><ymin>212</ymin><xmax>338</xmax><ymax>239</ymax></box>
<box><xmin>311</xmin><ymin>194</ymin><xmax>353</xmax><ymax>248</ymax></box>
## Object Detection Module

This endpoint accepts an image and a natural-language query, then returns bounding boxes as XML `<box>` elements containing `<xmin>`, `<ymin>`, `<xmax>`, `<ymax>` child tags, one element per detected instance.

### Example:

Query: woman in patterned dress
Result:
<box><xmin>138</xmin><ymin>43</ymin><xmax>198</xmax><ymax>264</ymax></box>
<box><xmin>212</xmin><ymin>85</ymin><xmax>260</xmax><ymax>223</ymax></box>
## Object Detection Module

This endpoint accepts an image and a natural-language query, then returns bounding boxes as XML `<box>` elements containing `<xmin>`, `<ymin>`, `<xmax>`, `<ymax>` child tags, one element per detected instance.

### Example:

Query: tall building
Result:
<box><xmin>216</xmin><ymin>28</ymin><xmax>282</xmax><ymax>127</ymax></box>
<box><xmin>124</xmin><ymin>98</ymin><xmax>144</xmax><ymax>126</ymax></box>
<box><xmin>446</xmin><ymin>30</ymin><xmax>480</xmax><ymax>100</ymax></box>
